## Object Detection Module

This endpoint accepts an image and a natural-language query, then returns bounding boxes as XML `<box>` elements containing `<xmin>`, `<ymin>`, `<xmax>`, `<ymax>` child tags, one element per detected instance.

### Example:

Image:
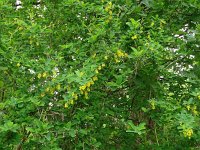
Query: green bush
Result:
<box><xmin>0</xmin><ymin>0</ymin><xmax>200</xmax><ymax>149</ymax></box>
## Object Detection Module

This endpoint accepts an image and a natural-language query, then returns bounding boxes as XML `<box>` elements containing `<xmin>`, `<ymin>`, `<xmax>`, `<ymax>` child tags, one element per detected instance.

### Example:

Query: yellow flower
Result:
<box><xmin>104</xmin><ymin>56</ymin><xmax>108</xmax><ymax>60</ymax></box>
<box><xmin>17</xmin><ymin>63</ymin><xmax>20</xmax><ymax>67</ymax></box>
<box><xmin>183</xmin><ymin>129</ymin><xmax>193</xmax><ymax>139</ymax></box>
<box><xmin>90</xmin><ymin>80</ymin><xmax>94</xmax><ymax>85</ymax></box>
<box><xmin>42</xmin><ymin>72</ymin><xmax>47</xmax><ymax>78</ymax></box>
<box><xmin>116</xmin><ymin>50</ymin><xmax>125</xmax><ymax>57</ymax></box>
<box><xmin>98</xmin><ymin>66</ymin><xmax>102</xmax><ymax>70</ymax></box>
<box><xmin>37</xmin><ymin>73</ymin><xmax>42</xmax><ymax>79</ymax></box>
<box><xmin>186</xmin><ymin>105</ymin><xmax>190</xmax><ymax>111</ymax></box>
<box><xmin>71</xmin><ymin>92</ymin><xmax>78</xmax><ymax>100</ymax></box>
<box><xmin>92</xmin><ymin>76</ymin><xmax>98</xmax><ymax>81</ymax></box>
<box><xmin>150</xmin><ymin>100</ymin><xmax>155</xmax><ymax>110</ymax></box>
<box><xmin>102</xmin><ymin>63</ymin><xmax>106</xmax><ymax>67</ymax></box>
<box><xmin>50</xmin><ymin>88</ymin><xmax>54</xmax><ymax>95</ymax></box>
<box><xmin>64</xmin><ymin>103</ymin><xmax>68</xmax><ymax>108</ymax></box>
<box><xmin>115</xmin><ymin>59</ymin><xmax>120</xmax><ymax>63</ymax></box>
<box><xmin>84</xmin><ymin>91</ymin><xmax>89</xmax><ymax>99</ymax></box>
<box><xmin>87</xmin><ymin>87</ymin><xmax>90</xmax><ymax>92</ymax></box>
<box><xmin>86</xmin><ymin>82</ymin><xmax>91</xmax><ymax>88</ymax></box>
<box><xmin>56</xmin><ymin>84</ymin><xmax>61</xmax><ymax>90</ymax></box>
<box><xmin>184</xmin><ymin>128</ymin><xmax>193</xmax><ymax>139</ymax></box>
<box><xmin>80</xmin><ymin>72</ymin><xmax>84</xmax><ymax>77</ymax></box>
<box><xmin>45</xmin><ymin>87</ymin><xmax>50</xmax><ymax>92</ymax></box>
<box><xmin>187</xmin><ymin>129</ymin><xmax>193</xmax><ymax>138</ymax></box>
<box><xmin>150</xmin><ymin>22</ymin><xmax>154</xmax><ymax>27</ymax></box>
<box><xmin>192</xmin><ymin>105</ymin><xmax>198</xmax><ymax>115</ymax></box>
<box><xmin>193</xmin><ymin>110</ymin><xmax>198</xmax><ymax>115</ymax></box>
<box><xmin>70</xmin><ymin>99</ymin><xmax>74</xmax><ymax>105</ymax></box>
<box><xmin>79</xmin><ymin>85</ymin><xmax>86</xmax><ymax>91</ymax></box>
<box><xmin>95</xmin><ymin>69</ymin><xmax>99</xmax><ymax>74</ymax></box>
<box><xmin>108</xmin><ymin>2</ymin><xmax>112</xmax><ymax>8</ymax></box>
<box><xmin>131</xmin><ymin>35</ymin><xmax>137</xmax><ymax>40</ymax></box>
<box><xmin>74</xmin><ymin>94</ymin><xmax>78</xmax><ymax>100</ymax></box>
<box><xmin>105</xmin><ymin>2</ymin><xmax>112</xmax><ymax>12</ymax></box>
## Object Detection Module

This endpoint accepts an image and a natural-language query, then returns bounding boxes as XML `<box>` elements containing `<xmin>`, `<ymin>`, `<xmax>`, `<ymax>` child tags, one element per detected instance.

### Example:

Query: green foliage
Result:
<box><xmin>0</xmin><ymin>0</ymin><xmax>200</xmax><ymax>149</ymax></box>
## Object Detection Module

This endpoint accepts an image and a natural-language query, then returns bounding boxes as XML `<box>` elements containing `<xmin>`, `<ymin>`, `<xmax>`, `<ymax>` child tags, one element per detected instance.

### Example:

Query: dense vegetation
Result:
<box><xmin>0</xmin><ymin>0</ymin><xmax>200</xmax><ymax>149</ymax></box>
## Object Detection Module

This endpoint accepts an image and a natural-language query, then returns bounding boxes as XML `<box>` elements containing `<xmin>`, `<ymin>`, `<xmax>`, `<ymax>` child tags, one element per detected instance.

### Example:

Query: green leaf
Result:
<box><xmin>0</xmin><ymin>121</ymin><xmax>19</xmax><ymax>132</ymax></box>
<box><xmin>0</xmin><ymin>81</ymin><xmax>4</xmax><ymax>87</ymax></box>
<box><xmin>69</xmin><ymin>129</ymin><xmax>76</xmax><ymax>138</ymax></box>
<box><xmin>0</xmin><ymin>67</ymin><xmax>8</xmax><ymax>71</ymax></box>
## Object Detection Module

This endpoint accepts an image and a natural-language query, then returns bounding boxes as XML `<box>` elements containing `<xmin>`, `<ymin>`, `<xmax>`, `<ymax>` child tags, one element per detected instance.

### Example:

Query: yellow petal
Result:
<box><xmin>102</xmin><ymin>63</ymin><xmax>106</xmax><ymax>67</ymax></box>
<box><xmin>37</xmin><ymin>73</ymin><xmax>41</xmax><ymax>79</ymax></box>
<box><xmin>56</xmin><ymin>84</ymin><xmax>61</xmax><ymax>90</ymax></box>
<box><xmin>86</xmin><ymin>82</ymin><xmax>91</xmax><ymax>87</ymax></box>
<box><xmin>92</xmin><ymin>76</ymin><xmax>98</xmax><ymax>81</ymax></box>
<box><xmin>42</xmin><ymin>72</ymin><xmax>47</xmax><ymax>78</ymax></box>
<box><xmin>64</xmin><ymin>103</ymin><xmax>68</xmax><ymax>108</ymax></box>
<box><xmin>95</xmin><ymin>69</ymin><xmax>99</xmax><ymax>74</ymax></box>
<box><xmin>17</xmin><ymin>63</ymin><xmax>20</xmax><ymax>67</ymax></box>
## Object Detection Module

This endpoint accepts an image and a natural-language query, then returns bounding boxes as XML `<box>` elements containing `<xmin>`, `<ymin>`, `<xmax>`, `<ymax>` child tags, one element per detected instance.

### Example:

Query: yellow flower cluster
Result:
<box><xmin>105</xmin><ymin>2</ymin><xmax>112</xmax><ymax>14</ymax></box>
<box><xmin>104</xmin><ymin>56</ymin><xmax>108</xmax><ymax>60</ymax></box>
<box><xmin>97</xmin><ymin>63</ymin><xmax>106</xmax><ymax>71</ymax></box>
<box><xmin>131</xmin><ymin>35</ymin><xmax>137</xmax><ymax>40</ymax></box>
<box><xmin>150</xmin><ymin>100</ymin><xmax>155</xmax><ymax>110</ymax></box>
<box><xmin>93</xmin><ymin>76</ymin><xmax>98</xmax><ymax>81</ymax></box>
<box><xmin>79</xmin><ymin>78</ymin><xmax>95</xmax><ymax>99</ymax></box>
<box><xmin>42</xmin><ymin>72</ymin><xmax>47</xmax><ymax>78</ymax></box>
<box><xmin>192</xmin><ymin>105</ymin><xmax>198</xmax><ymax>116</ymax></box>
<box><xmin>37</xmin><ymin>72</ymin><xmax>48</xmax><ymax>79</ymax></box>
<box><xmin>64</xmin><ymin>92</ymin><xmax>79</xmax><ymax>108</ymax></box>
<box><xmin>45</xmin><ymin>87</ymin><xmax>50</xmax><ymax>92</ymax></box>
<box><xmin>114</xmin><ymin>49</ymin><xmax>128</xmax><ymax>63</ymax></box>
<box><xmin>64</xmin><ymin>63</ymin><xmax>106</xmax><ymax>108</ymax></box>
<box><xmin>186</xmin><ymin>105</ymin><xmax>190</xmax><ymax>111</ymax></box>
<box><xmin>186</xmin><ymin>105</ymin><xmax>198</xmax><ymax>115</ymax></box>
<box><xmin>183</xmin><ymin>128</ymin><xmax>193</xmax><ymax>139</ymax></box>
<box><xmin>37</xmin><ymin>73</ymin><xmax>42</xmax><ymax>79</ymax></box>
<box><xmin>105</xmin><ymin>2</ymin><xmax>113</xmax><ymax>23</ymax></box>
<box><xmin>40</xmin><ymin>84</ymin><xmax>61</xmax><ymax>97</ymax></box>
